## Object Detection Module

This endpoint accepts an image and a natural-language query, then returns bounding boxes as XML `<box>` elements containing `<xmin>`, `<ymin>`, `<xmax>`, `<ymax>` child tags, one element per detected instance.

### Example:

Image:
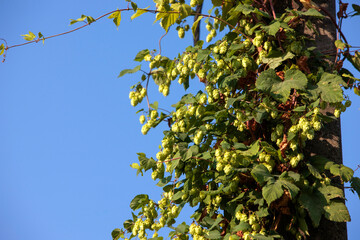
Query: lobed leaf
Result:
<box><xmin>21</xmin><ymin>31</ymin><xmax>36</xmax><ymax>41</ymax></box>
<box><xmin>262</xmin><ymin>179</ymin><xmax>284</xmax><ymax>204</ymax></box>
<box><xmin>118</xmin><ymin>65</ymin><xmax>141</xmax><ymax>78</ymax></box>
<box><xmin>324</xmin><ymin>201</ymin><xmax>351</xmax><ymax>222</ymax></box>
<box><xmin>131</xmin><ymin>7</ymin><xmax>150</xmax><ymax>20</ymax></box>
<box><xmin>350</xmin><ymin>177</ymin><xmax>360</xmax><ymax>198</ymax></box>
<box><xmin>130</xmin><ymin>194</ymin><xmax>149</xmax><ymax>210</ymax></box>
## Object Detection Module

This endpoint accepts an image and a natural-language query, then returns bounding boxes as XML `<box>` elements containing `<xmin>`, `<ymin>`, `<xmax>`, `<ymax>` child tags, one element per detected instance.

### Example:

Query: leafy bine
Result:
<box><xmin>2</xmin><ymin>0</ymin><xmax>360</xmax><ymax>239</ymax></box>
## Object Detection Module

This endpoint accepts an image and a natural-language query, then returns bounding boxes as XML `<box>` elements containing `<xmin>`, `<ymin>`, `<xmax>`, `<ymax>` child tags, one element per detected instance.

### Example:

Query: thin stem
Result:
<box><xmin>3</xmin><ymin>8</ymin><xmax>246</xmax><ymax>54</ymax></box>
<box><xmin>145</xmin><ymin>72</ymin><xmax>151</xmax><ymax>111</ymax></box>
<box><xmin>269</xmin><ymin>0</ymin><xmax>276</xmax><ymax>19</ymax></box>
<box><xmin>158</xmin><ymin>30</ymin><xmax>169</xmax><ymax>56</ymax></box>
<box><xmin>319</xmin><ymin>6</ymin><xmax>350</xmax><ymax>59</ymax></box>
<box><xmin>5</xmin><ymin>10</ymin><xmax>119</xmax><ymax>50</ymax></box>
<box><xmin>158</xmin><ymin>107</ymin><xmax>171</xmax><ymax>114</ymax></box>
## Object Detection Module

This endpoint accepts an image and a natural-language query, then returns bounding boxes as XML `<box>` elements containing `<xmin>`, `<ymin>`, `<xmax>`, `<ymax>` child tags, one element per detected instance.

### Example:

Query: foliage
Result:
<box><xmin>113</xmin><ymin>1</ymin><xmax>360</xmax><ymax>239</ymax></box>
<box><xmin>118</xmin><ymin>1</ymin><xmax>360</xmax><ymax>240</ymax></box>
<box><xmin>3</xmin><ymin>0</ymin><xmax>360</xmax><ymax>240</ymax></box>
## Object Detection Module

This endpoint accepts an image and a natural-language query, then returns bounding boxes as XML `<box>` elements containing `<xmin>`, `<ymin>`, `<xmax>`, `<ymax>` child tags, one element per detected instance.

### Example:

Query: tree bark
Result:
<box><xmin>275</xmin><ymin>1</ymin><xmax>347</xmax><ymax>239</ymax></box>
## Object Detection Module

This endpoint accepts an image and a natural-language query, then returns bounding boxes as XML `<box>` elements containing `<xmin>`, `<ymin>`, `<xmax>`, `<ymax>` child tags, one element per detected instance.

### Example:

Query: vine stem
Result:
<box><xmin>145</xmin><ymin>71</ymin><xmax>151</xmax><ymax>112</ymax></box>
<box><xmin>269</xmin><ymin>0</ymin><xmax>276</xmax><ymax>19</ymax></box>
<box><xmin>318</xmin><ymin>5</ymin><xmax>350</xmax><ymax>60</ymax></box>
<box><xmin>158</xmin><ymin>30</ymin><xmax>169</xmax><ymax>56</ymax></box>
<box><xmin>3</xmin><ymin>8</ymin><xmax>244</xmax><ymax>54</ymax></box>
<box><xmin>5</xmin><ymin>10</ymin><xmax>120</xmax><ymax>50</ymax></box>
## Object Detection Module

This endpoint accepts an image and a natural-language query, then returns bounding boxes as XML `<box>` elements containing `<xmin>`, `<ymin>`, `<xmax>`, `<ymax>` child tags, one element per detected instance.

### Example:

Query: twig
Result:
<box><xmin>318</xmin><ymin>5</ymin><xmax>350</xmax><ymax>62</ymax></box>
<box><xmin>269</xmin><ymin>0</ymin><xmax>276</xmax><ymax>19</ymax></box>
<box><xmin>158</xmin><ymin>30</ymin><xmax>169</xmax><ymax>56</ymax></box>
<box><xmin>3</xmin><ymin>8</ymin><xmax>247</xmax><ymax>54</ymax></box>
<box><xmin>145</xmin><ymin>73</ymin><xmax>151</xmax><ymax>111</ymax></box>
<box><xmin>5</xmin><ymin>10</ymin><xmax>119</xmax><ymax>50</ymax></box>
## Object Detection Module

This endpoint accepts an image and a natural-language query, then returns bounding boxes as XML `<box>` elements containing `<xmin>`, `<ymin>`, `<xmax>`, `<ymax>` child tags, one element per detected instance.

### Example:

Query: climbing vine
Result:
<box><xmin>2</xmin><ymin>0</ymin><xmax>360</xmax><ymax>240</ymax></box>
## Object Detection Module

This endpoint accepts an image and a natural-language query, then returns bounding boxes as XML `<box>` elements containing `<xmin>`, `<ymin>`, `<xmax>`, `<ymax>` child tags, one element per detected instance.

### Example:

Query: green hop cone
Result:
<box><xmin>178</xmin><ymin>27</ymin><xmax>185</xmax><ymax>39</ymax></box>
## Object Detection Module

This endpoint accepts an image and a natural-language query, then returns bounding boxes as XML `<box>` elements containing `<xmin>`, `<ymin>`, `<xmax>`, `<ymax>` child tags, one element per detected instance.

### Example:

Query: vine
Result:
<box><xmin>2</xmin><ymin>0</ymin><xmax>360</xmax><ymax>240</ymax></box>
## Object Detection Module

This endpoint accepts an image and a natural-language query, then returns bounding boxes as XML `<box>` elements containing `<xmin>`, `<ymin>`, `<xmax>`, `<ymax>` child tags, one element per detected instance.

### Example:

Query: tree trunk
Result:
<box><xmin>275</xmin><ymin>0</ymin><xmax>347</xmax><ymax>239</ymax></box>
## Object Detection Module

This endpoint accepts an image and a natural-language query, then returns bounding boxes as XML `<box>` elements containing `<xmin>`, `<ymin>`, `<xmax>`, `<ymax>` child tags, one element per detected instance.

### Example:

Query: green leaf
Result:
<box><xmin>207</xmin><ymin>230</ymin><xmax>222</xmax><ymax>239</ymax></box>
<box><xmin>256</xmin><ymin>207</ymin><xmax>269</xmax><ymax>218</ymax></box>
<box><xmin>170</xmin><ymin>158</ymin><xmax>180</xmax><ymax>173</ymax></box>
<box><xmin>328</xmin><ymin>164</ymin><xmax>354</xmax><ymax>182</ymax></box>
<box><xmin>256</xmin><ymin>69</ymin><xmax>307</xmax><ymax>102</ymax></box>
<box><xmin>108</xmin><ymin>11</ymin><xmax>121</xmax><ymax>28</ymax></box>
<box><xmin>318</xmin><ymin>185</ymin><xmax>344</xmax><ymax>202</ymax></box>
<box><xmin>69</xmin><ymin>15</ymin><xmax>87</xmax><ymax>25</ymax></box>
<box><xmin>335</xmin><ymin>40</ymin><xmax>346</xmax><ymax>50</ymax></box>
<box><xmin>175</xmin><ymin>3</ymin><xmax>192</xmax><ymax>19</ymax></box>
<box><xmin>234</xmin><ymin>4</ymin><xmax>255</xmax><ymax>15</ymax></box>
<box><xmin>130</xmin><ymin>194</ymin><xmax>149</xmax><ymax>210</ymax></box>
<box><xmin>150</xmin><ymin>101</ymin><xmax>159</xmax><ymax>110</ymax></box>
<box><xmin>130</xmin><ymin>162</ymin><xmax>143</xmax><ymax>176</ymax></box>
<box><xmin>209</xmin><ymin>217</ymin><xmax>223</xmax><ymax>230</ymax></box>
<box><xmin>262</xmin><ymin>21</ymin><xmax>281</xmax><ymax>36</ymax></box>
<box><xmin>211</xmin><ymin>0</ymin><xmax>222</xmax><ymax>7</ymax></box>
<box><xmin>310</xmin><ymin>155</ymin><xmax>330</xmax><ymax>172</ymax></box>
<box><xmin>260</xmin><ymin>142</ymin><xmax>277</xmax><ymax>155</ymax></box>
<box><xmin>254</xmin><ymin>108</ymin><xmax>267</xmax><ymax>123</ymax></box>
<box><xmin>278</xmin><ymin>179</ymin><xmax>299</xmax><ymax>199</ymax></box>
<box><xmin>123</xmin><ymin>218</ymin><xmax>134</xmax><ymax>231</ymax></box>
<box><xmin>185</xmin><ymin>145</ymin><xmax>199</xmax><ymax>160</ymax></box>
<box><xmin>301</xmin><ymin>8</ymin><xmax>324</xmax><ymax>18</ymax></box>
<box><xmin>37</xmin><ymin>32</ymin><xmax>45</xmax><ymax>44</ymax></box>
<box><xmin>111</xmin><ymin>228</ymin><xmax>123</xmax><ymax>240</ymax></box>
<box><xmin>350</xmin><ymin>177</ymin><xmax>360</xmax><ymax>198</ymax></box>
<box><xmin>242</xmin><ymin>140</ymin><xmax>260</xmax><ymax>156</ymax></box>
<box><xmin>232</xmin><ymin>221</ymin><xmax>251</xmax><ymax>232</ymax></box>
<box><xmin>157</xmin><ymin>176</ymin><xmax>172</xmax><ymax>187</ymax></box>
<box><xmin>293</xmin><ymin>105</ymin><xmax>306</xmax><ymax>112</ymax></box>
<box><xmin>252</xmin><ymin>235</ymin><xmax>274</xmax><ymax>240</ymax></box>
<box><xmin>118</xmin><ymin>65</ymin><xmax>141</xmax><ymax>78</ymax></box>
<box><xmin>262</xmin><ymin>180</ymin><xmax>284</xmax><ymax>204</ymax></box>
<box><xmin>219</xmin><ymin>73</ymin><xmax>243</xmax><ymax>90</ymax></box>
<box><xmin>21</xmin><ymin>31</ymin><xmax>36</xmax><ymax>41</ymax></box>
<box><xmin>134</xmin><ymin>49</ymin><xmax>150</xmax><ymax>62</ymax></box>
<box><xmin>131</xmin><ymin>2</ymin><xmax>138</xmax><ymax>11</ymax></box>
<box><xmin>287</xmin><ymin>171</ymin><xmax>300</xmax><ymax>182</ymax></box>
<box><xmin>192</xmin><ymin>16</ymin><xmax>203</xmax><ymax>38</ymax></box>
<box><xmin>352</xmin><ymin>4</ymin><xmax>360</xmax><ymax>16</ymax></box>
<box><xmin>160</xmin><ymin>12</ymin><xmax>178</xmax><ymax>32</ymax></box>
<box><xmin>299</xmin><ymin>190</ymin><xmax>327</xmax><ymax>227</ymax></box>
<box><xmin>262</xmin><ymin>51</ymin><xmax>295</xmax><ymax>69</ymax></box>
<box><xmin>347</xmin><ymin>51</ymin><xmax>360</xmax><ymax>72</ymax></box>
<box><xmin>0</xmin><ymin>43</ymin><xmax>4</xmax><ymax>56</ymax></box>
<box><xmin>131</xmin><ymin>7</ymin><xmax>150</xmax><ymax>20</ymax></box>
<box><xmin>175</xmin><ymin>222</ymin><xmax>189</xmax><ymax>234</ymax></box>
<box><xmin>137</xmin><ymin>153</ymin><xmax>156</xmax><ymax>171</ymax></box>
<box><xmin>298</xmin><ymin>217</ymin><xmax>309</xmax><ymax>236</ymax></box>
<box><xmin>306</xmin><ymin>163</ymin><xmax>322</xmax><ymax>179</ymax></box>
<box><xmin>86</xmin><ymin>16</ymin><xmax>95</xmax><ymax>24</ymax></box>
<box><xmin>251</xmin><ymin>164</ymin><xmax>273</xmax><ymax>185</ymax></box>
<box><xmin>172</xmin><ymin>190</ymin><xmax>184</xmax><ymax>201</ymax></box>
<box><xmin>197</xmin><ymin>49</ymin><xmax>211</xmax><ymax>62</ymax></box>
<box><xmin>324</xmin><ymin>201</ymin><xmax>351</xmax><ymax>222</ymax></box>
<box><xmin>316</xmin><ymin>73</ymin><xmax>346</xmax><ymax>103</ymax></box>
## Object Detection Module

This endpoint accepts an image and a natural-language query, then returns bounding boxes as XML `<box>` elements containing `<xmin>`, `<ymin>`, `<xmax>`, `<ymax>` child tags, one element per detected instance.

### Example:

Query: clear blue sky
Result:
<box><xmin>0</xmin><ymin>1</ymin><xmax>359</xmax><ymax>239</ymax></box>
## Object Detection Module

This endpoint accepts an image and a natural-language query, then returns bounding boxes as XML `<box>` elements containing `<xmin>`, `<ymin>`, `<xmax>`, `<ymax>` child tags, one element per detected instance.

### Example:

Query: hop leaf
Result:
<box><xmin>21</xmin><ymin>31</ymin><xmax>36</xmax><ymax>41</ymax></box>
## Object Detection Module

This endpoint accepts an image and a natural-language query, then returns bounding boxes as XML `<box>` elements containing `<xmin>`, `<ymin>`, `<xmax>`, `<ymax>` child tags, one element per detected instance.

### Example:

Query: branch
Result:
<box><xmin>3</xmin><ymin>8</ymin><xmax>245</xmax><ymax>56</ymax></box>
